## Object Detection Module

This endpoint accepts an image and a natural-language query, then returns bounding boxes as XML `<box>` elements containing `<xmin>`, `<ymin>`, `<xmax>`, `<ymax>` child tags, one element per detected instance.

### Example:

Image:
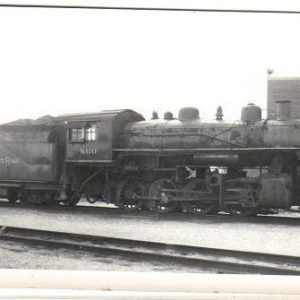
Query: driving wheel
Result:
<box><xmin>146</xmin><ymin>178</ymin><xmax>178</xmax><ymax>212</ymax></box>
<box><xmin>180</xmin><ymin>179</ymin><xmax>216</xmax><ymax>215</ymax></box>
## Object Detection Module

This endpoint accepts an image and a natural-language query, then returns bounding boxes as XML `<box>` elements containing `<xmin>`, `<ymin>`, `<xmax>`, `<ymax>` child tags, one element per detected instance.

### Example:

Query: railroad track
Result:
<box><xmin>0</xmin><ymin>225</ymin><xmax>299</xmax><ymax>275</ymax></box>
<box><xmin>0</xmin><ymin>201</ymin><xmax>299</xmax><ymax>226</ymax></box>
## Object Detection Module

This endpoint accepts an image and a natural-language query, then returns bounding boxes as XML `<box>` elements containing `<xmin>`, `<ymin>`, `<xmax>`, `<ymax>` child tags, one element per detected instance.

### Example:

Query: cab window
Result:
<box><xmin>69</xmin><ymin>128</ymin><xmax>84</xmax><ymax>141</ymax></box>
<box><xmin>85</xmin><ymin>125</ymin><xmax>97</xmax><ymax>141</ymax></box>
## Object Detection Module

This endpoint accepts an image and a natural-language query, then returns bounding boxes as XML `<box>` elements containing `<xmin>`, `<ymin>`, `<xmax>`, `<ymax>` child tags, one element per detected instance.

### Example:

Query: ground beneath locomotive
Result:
<box><xmin>0</xmin><ymin>199</ymin><xmax>299</xmax><ymax>261</ymax></box>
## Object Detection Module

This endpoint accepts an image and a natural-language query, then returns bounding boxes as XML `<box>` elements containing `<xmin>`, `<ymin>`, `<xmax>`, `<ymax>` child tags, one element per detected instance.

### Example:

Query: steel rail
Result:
<box><xmin>0</xmin><ymin>4</ymin><xmax>299</xmax><ymax>14</ymax></box>
<box><xmin>0</xmin><ymin>225</ymin><xmax>299</xmax><ymax>275</ymax></box>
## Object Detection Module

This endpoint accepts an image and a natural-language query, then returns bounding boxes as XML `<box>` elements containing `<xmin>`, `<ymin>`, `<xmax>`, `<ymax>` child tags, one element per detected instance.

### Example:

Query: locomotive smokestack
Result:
<box><xmin>276</xmin><ymin>100</ymin><xmax>291</xmax><ymax>121</ymax></box>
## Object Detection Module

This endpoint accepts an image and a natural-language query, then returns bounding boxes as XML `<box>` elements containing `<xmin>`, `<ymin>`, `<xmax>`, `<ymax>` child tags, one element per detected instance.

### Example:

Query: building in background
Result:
<box><xmin>267</xmin><ymin>77</ymin><xmax>300</xmax><ymax>119</ymax></box>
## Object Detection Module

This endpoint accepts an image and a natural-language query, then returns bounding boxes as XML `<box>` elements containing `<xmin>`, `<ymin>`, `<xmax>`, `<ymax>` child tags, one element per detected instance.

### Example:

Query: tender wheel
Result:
<box><xmin>20</xmin><ymin>191</ymin><xmax>29</xmax><ymax>204</ymax></box>
<box><xmin>7</xmin><ymin>191</ymin><xmax>18</xmax><ymax>203</ymax></box>
<box><xmin>180</xmin><ymin>179</ymin><xmax>217</xmax><ymax>215</ymax></box>
<box><xmin>116</xmin><ymin>180</ymin><xmax>145</xmax><ymax>211</ymax></box>
<box><xmin>23</xmin><ymin>191</ymin><xmax>40</xmax><ymax>204</ymax></box>
<box><xmin>146</xmin><ymin>178</ymin><xmax>178</xmax><ymax>212</ymax></box>
<box><xmin>20</xmin><ymin>190</ymin><xmax>56</xmax><ymax>205</ymax></box>
<box><xmin>41</xmin><ymin>191</ymin><xmax>56</xmax><ymax>205</ymax></box>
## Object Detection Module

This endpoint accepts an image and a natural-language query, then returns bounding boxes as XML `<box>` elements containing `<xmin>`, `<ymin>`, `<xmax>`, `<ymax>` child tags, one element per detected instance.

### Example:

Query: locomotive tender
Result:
<box><xmin>0</xmin><ymin>100</ymin><xmax>299</xmax><ymax>215</ymax></box>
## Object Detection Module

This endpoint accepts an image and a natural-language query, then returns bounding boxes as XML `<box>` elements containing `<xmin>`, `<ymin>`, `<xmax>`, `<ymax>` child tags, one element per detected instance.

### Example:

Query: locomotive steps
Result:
<box><xmin>0</xmin><ymin>225</ymin><xmax>299</xmax><ymax>275</ymax></box>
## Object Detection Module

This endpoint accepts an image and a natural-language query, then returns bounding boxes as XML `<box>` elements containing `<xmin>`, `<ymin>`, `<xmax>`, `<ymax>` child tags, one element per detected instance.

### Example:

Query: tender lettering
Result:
<box><xmin>0</xmin><ymin>157</ymin><xmax>20</xmax><ymax>166</ymax></box>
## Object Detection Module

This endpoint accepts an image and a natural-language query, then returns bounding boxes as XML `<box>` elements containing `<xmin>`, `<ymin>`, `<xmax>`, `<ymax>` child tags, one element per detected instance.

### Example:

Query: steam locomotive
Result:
<box><xmin>0</xmin><ymin>100</ymin><xmax>299</xmax><ymax>216</ymax></box>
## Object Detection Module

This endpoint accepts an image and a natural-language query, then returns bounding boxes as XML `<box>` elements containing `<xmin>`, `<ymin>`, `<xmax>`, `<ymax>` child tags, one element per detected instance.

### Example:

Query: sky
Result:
<box><xmin>1</xmin><ymin>0</ymin><xmax>300</xmax><ymax>123</ymax></box>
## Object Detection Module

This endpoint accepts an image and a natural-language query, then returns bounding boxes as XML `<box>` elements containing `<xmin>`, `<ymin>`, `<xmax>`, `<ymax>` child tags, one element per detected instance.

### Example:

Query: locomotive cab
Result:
<box><xmin>59</xmin><ymin>110</ymin><xmax>144</xmax><ymax>164</ymax></box>
<box><xmin>66</xmin><ymin>120</ymin><xmax>108</xmax><ymax>163</ymax></box>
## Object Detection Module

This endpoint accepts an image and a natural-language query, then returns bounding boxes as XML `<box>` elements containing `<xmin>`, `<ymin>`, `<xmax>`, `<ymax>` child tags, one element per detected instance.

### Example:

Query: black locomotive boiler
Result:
<box><xmin>0</xmin><ymin>101</ymin><xmax>299</xmax><ymax>216</ymax></box>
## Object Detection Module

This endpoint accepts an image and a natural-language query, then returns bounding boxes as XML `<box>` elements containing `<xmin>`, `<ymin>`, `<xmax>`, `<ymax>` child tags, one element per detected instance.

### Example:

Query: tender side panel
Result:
<box><xmin>0</xmin><ymin>126</ymin><xmax>60</xmax><ymax>182</ymax></box>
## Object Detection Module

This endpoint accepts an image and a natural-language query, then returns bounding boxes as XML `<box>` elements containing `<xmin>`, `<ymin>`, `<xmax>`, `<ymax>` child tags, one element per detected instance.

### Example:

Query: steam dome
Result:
<box><xmin>178</xmin><ymin>107</ymin><xmax>199</xmax><ymax>122</ymax></box>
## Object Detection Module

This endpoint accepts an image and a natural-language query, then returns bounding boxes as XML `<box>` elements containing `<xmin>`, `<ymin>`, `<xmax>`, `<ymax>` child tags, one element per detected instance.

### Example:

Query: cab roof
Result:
<box><xmin>56</xmin><ymin>109</ymin><xmax>144</xmax><ymax>124</ymax></box>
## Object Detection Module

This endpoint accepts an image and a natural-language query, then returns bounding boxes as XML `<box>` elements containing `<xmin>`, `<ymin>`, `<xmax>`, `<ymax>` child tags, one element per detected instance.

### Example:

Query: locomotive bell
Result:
<box><xmin>164</xmin><ymin>111</ymin><xmax>173</xmax><ymax>120</ymax></box>
<box><xmin>178</xmin><ymin>107</ymin><xmax>199</xmax><ymax>122</ymax></box>
<box><xmin>241</xmin><ymin>103</ymin><xmax>262</xmax><ymax>124</ymax></box>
